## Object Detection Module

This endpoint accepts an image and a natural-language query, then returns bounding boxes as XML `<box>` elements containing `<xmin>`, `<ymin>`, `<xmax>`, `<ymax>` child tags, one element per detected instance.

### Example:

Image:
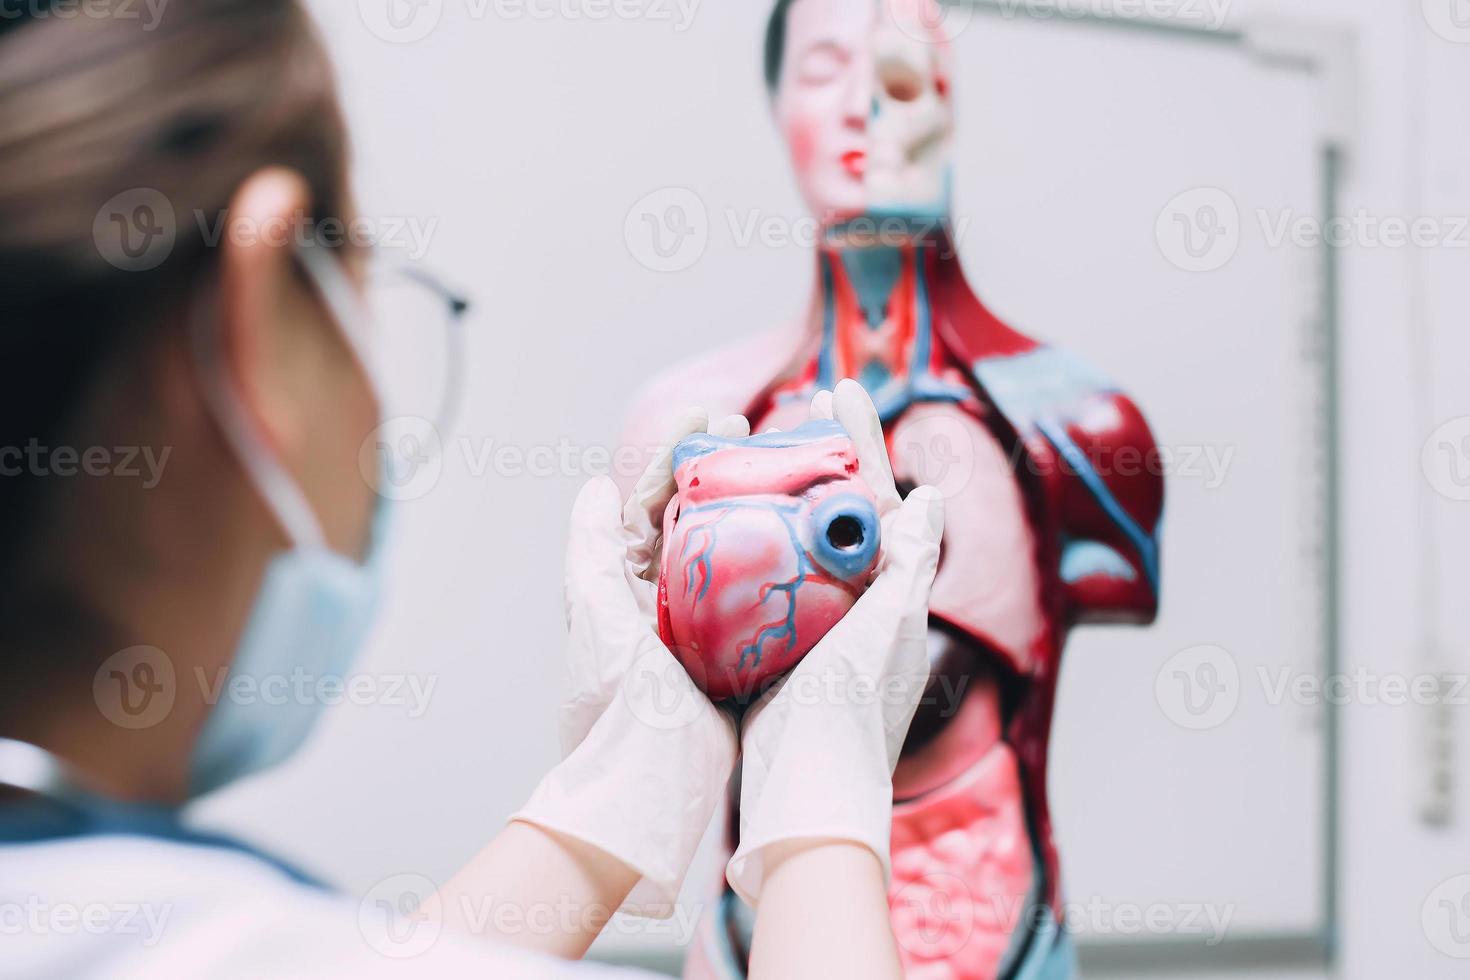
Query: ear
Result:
<box><xmin>216</xmin><ymin>167</ymin><xmax>316</xmax><ymax>462</ymax></box>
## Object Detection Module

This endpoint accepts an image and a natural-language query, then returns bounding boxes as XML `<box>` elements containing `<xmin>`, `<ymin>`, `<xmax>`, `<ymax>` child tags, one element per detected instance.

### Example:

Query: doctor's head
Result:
<box><xmin>765</xmin><ymin>0</ymin><xmax>956</xmax><ymax>226</ymax></box>
<box><xmin>0</xmin><ymin>0</ymin><xmax>392</xmax><ymax>801</ymax></box>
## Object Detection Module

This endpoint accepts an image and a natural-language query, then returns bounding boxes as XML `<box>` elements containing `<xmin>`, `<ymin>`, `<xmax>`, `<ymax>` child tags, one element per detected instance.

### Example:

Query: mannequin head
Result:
<box><xmin>766</xmin><ymin>0</ymin><xmax>955</xmax><ymax>227</ymax></box>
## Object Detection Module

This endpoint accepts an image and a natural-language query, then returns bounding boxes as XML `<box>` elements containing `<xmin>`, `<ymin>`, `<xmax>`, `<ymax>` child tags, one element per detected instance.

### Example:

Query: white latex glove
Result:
<box><xmin>725</xmin><ymin>379</ymin><xmax>945</xmax><ymax>907</ymax></box>
<box><xmin>512</xmin><ymin>411</ymin><xmax>750</xmax><ymax>917</ymax></box>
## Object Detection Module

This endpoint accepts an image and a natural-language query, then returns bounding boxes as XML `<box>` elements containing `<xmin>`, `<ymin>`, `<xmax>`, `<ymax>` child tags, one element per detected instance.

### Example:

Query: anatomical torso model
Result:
<box><xmin>621</xmin><ymin>1</ymin><xmax>1164</xmax><ymax>977</ymax></box>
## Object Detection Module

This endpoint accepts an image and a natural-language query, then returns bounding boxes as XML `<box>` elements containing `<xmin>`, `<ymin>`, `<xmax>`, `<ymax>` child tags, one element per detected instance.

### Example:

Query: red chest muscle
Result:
<box><xmin>755</xmin><ymin>398</ymin><xmax>1049</xmax><ymax>676</ymax></box>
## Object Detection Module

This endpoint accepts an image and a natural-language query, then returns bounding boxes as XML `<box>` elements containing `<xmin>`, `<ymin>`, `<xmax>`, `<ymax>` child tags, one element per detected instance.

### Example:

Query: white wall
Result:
<box><xmin>191</xmin><ymin>0</ymin><xmax>1470</xmax><ymax>975</ymax></box>
<box><xmin>1300</xmin><ymin>0</ymin><xmax>1470</xmax><ymax>976</ymax></box>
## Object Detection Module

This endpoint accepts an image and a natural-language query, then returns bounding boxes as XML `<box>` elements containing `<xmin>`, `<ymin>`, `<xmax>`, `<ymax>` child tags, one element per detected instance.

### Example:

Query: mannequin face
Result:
<box><xmin>773</xmin><ymin>0</ymin><xmax>955</xmax><ymax>226</ymax></box>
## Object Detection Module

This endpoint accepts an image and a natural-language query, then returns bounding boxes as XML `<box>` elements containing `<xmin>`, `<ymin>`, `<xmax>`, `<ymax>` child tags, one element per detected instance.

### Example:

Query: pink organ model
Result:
<box><xmin>621</xmin><ymin>1</ymin><xmax>1165</xmax><ymax>977</ymax></box>
<box><xmin>657</xmin><ymin>419</ymin><xmax>881</xmax><ymax>701</ymax></box>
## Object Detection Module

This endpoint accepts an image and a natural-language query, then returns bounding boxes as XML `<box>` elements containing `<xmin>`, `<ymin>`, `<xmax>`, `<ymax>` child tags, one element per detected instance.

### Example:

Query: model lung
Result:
<box><xmin>657</xmin><ymin>419</ymin><xmax>881</xmax><ymax>701</ymax></box>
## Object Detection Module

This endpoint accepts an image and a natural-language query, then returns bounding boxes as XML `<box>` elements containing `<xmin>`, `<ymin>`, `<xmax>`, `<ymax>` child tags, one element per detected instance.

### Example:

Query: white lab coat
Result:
<box><xmin>0</xmin><ymin>833</ymin><xmax>659</xmax><ymax>979</ymax></box>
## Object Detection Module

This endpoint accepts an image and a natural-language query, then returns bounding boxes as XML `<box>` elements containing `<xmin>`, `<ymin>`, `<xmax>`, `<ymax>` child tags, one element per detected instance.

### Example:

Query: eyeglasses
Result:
<box><xmin>349</xmin><ymin>252</ymin><xmax>470</xmax><ymax>461</ymax></box>
<box><xmin>363</xmin><ymin>257</ymin><xmax>473</xmax><ymax>442</ymax></box>
<box><xmin>296</xmin><ymin>242</ymin><xmax>473</xmax><ymax>493</ymax></box>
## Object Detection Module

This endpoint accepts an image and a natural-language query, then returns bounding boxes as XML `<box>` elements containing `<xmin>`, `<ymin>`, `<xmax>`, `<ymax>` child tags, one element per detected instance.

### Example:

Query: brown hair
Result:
<box><xmin>0</xmin><ymin>0</ymin><xmax>351</xmax><ymax>580</ymax></box>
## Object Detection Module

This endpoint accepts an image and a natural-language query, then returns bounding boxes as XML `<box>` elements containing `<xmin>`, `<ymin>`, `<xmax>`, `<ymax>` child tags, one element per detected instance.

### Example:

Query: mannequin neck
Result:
<box><xmin>808</xmin><ymin>226</ymin><xmax>972</xmax><ymax>419</ymax></box>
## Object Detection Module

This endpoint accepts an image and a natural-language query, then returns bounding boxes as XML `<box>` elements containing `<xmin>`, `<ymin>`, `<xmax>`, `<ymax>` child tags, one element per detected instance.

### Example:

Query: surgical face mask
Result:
<box><xmin>187</xmin><ymin>244</ymin><xmax>392</xmax><ymax>799</ymax></box>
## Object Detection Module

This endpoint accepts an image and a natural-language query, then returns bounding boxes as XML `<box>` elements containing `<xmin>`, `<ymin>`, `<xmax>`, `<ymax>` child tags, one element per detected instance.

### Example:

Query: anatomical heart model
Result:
<box><xmin>658</xmin><ymin>419</ymin><xmax>881</xmax><ymax>701</ymax></box>
<box><xmin>622</xmin><ymin>1</ymin><xmax>1164</xmax><ymax>977</ymax></box>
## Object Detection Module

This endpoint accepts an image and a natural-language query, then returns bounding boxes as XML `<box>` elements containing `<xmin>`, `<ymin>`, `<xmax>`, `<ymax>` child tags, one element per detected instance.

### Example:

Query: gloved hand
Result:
<box><xmin>512</xmin><ymin>411</ymin><xmax>749</xmax><ymax>917</ymax></box>
<box><xmin>725</xmin><ymin>379</ymin><xmax>945</xmax><ymax>907</ymax></box>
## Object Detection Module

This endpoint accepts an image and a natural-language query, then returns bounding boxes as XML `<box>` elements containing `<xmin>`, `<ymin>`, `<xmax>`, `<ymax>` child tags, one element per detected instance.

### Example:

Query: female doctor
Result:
<box><xmin>0</xmin><ymin>2</ymin><xmax>944</xmax><ymax>977</ymax></box>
